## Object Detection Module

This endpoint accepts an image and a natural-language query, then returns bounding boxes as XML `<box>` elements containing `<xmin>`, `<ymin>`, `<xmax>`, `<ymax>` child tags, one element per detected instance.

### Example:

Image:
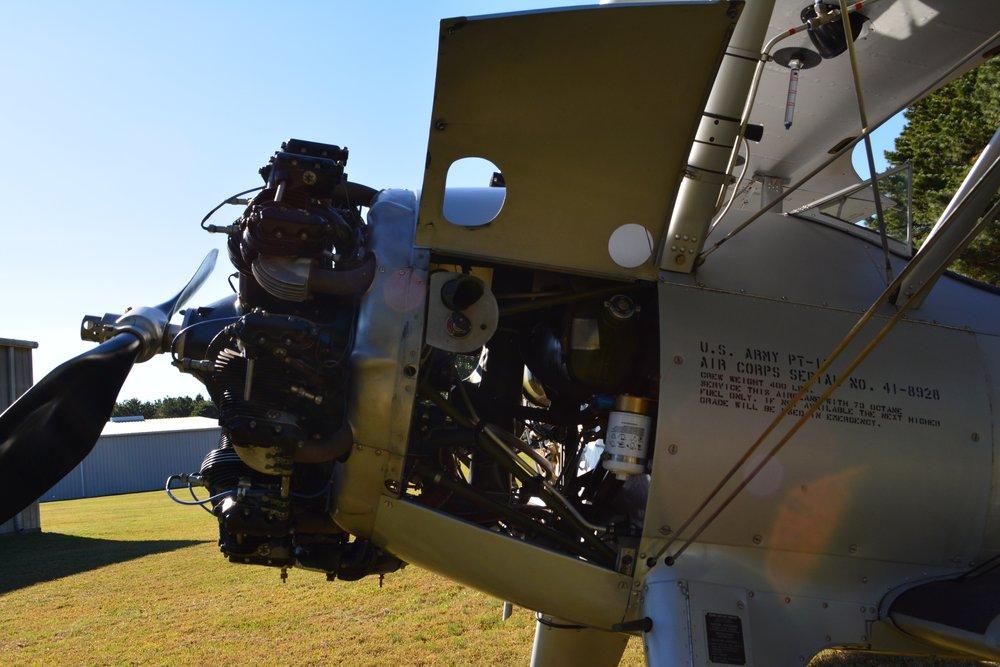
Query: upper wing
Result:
<box><xmin>747</xmin><ymin>0</ymin><xmax>1000</xmax><ymax>210</ymax></box>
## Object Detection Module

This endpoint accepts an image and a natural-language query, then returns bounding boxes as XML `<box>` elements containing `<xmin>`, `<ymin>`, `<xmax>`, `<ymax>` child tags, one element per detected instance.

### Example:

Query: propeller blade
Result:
<box><xmin>0</xmin><ymin>333</ymin><xmax>141</xmax><ymax>523</ymax></box>
<box><xmin>0</xmin><ymin>250</ymin><xmax>220</xmax><ymax>522</ymax></box>
<box><xmin>155</xmin><ymin>249</ymin><xmax>219</xmax><ymax>320</ymax></box>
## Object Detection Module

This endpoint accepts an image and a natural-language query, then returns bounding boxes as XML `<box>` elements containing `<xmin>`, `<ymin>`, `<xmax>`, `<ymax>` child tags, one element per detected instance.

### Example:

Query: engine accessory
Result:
<box><xmin>177</xmin><ymin>436</ymin><xmax>402</xmax><ymax>579</ymax></box>
<box><xmin>525</xmin><ymin>291</ymin><xmax>642</xmax><ymax>398</ymax></box>
<box><xmin>523</xmin><ymin>367</ymin><xmax>551</xmax><ymax>407</ymax></box>
<box><xmin>602</xmin><ymin>395</ymin><xmax>654</xmax><ymax>480</ymax></box>
<box><xmin>802</xmin><ymin>2</ymin><xmax>868</xmax><ymax>59</ymax></box>
<box><xmin>426</xmin><ymin>271</ymin><xmax>499</xmax><ymax>353</ymax></box>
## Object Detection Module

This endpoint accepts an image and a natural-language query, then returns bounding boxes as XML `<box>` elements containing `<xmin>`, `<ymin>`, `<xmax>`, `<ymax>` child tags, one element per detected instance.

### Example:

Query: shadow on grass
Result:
<box><xmin>0</xmin><ymin>531</ymin><xmax>205</xmax><ymax>594</ymax></box>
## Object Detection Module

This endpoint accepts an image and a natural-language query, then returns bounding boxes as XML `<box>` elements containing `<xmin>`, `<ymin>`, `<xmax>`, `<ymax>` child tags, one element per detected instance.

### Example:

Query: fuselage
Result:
<box><xmin>329</xmin><ymin>187</ymin><xmax>999</xmax><ymax>663</ymax></box>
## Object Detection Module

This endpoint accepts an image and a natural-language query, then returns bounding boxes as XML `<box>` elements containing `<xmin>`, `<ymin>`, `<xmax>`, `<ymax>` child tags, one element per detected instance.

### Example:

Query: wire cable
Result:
<box><xmin>165</xmin><ymin>475</ymin><xmax>232</xmax><ymax>508</ymax></box>
<box><xmin>186</xmin><ymin>482</ymin><xmax>215</xmax><ymax>515</ymax></box>
<box><xmin>200</xmin><ymin>186</ymin><xmax>264</xmax><ymax>230</ymax></box>
<box><xmin>169</xmin><ymin>316</ymin><xmax>242</xmax><ymax>361</ymax></box>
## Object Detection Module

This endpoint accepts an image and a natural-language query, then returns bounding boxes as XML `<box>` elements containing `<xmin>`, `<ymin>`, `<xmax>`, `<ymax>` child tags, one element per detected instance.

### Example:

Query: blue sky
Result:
<box><xmin>0</xmin><ymin>2</ymin><xmax>904</xmax><ymax>402</ymax></box>
<box><xmin>851</xmin><ymin>111</ymin><xmax>908</xmax><ymax>179</ymax></box>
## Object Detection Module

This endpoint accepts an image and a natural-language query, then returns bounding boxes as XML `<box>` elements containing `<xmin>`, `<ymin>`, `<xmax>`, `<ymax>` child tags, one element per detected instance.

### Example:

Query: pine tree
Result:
<box><xmin>886</xmin><ymin>57</ymin><xmax>999</xmax><ymax>285</ymax></box>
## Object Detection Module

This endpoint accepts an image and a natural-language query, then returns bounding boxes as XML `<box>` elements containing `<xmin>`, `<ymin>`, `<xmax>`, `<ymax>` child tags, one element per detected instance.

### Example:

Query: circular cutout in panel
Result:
<box><xmin>608</xmin><ymin>223</ymin><xmax>654</xmax><ymax>268</ymax></box>
<box><xmin>443</xmin><ymin>157</ymin><xmax>505</xmax><ymax>227</ymax></box>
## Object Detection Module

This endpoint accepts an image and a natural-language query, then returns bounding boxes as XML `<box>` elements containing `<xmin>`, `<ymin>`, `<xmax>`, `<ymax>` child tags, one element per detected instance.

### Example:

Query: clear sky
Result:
<box><xmin>0</xmin><ymin>1</ymin><xmax>904</xmax><ymax>402</ymax></box>
<box><xmin>851</xmin><ymin>111</ymin><xmax>908</xmax><ymax>179</ymax></box>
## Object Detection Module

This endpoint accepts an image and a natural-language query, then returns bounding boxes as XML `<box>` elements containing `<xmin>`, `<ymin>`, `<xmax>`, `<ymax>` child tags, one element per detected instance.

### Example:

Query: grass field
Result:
<box><xmin>0</xmin><ymin>492</ymin><xmax>991</xmax><ymax>665</ymax></box>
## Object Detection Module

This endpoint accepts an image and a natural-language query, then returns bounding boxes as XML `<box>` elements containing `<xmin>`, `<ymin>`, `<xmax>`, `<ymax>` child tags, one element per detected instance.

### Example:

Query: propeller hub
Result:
<box><xmin>81</xmin><ymin>308</ymin><xmax>170</xmax><ymax>363</ymax></box>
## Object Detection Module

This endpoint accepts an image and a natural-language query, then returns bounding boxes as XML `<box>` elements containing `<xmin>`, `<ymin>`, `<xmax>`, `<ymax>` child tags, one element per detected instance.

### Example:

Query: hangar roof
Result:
<box><xmin>101</xmin><ymin>416</ymin><xmax>220</xmax><ymax>437</ymax></box>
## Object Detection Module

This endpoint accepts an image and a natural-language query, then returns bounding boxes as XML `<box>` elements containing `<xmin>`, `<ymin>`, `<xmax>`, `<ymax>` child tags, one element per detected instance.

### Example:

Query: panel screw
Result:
<box><xmin>658</xmin><ymin>525</ymin><xmax>672</xmax><ymax>535</ymax></box>
<box><xmin>673</xmin><ymin>355</ymin><xmax>684</xmax><ymax>365</ymax></box>
<box><xmin>849</xmin><ymin>544</ymin><xmax>858</xmax><ymax>554</ymax></box>
<box><xmin>753</xmin><ymin>534</ymin><xmax>763</xmax><ymax>545</ymax></box>
<box><xmin>384</xmin><ymin>480</ymin><xmax>400</xmax><ymax>494</ymax></box>
<box><xmin>736</xmin><ymin>601</ymin><xmax>745</xmax><ymax>610</ymax></box>
<box><xmin>971</xmin><ymin>432</ymin><xmax>980</xmax><ymax>442</ymax></box>
<box><xmin>434</xmin><ymin>119</ymin><xmax>447</xmax><ymax>131</ymax></box>
<box><xmin>668</xmin><ymin>444</ymin><xmax>678</xmax><ymax>455</ymax></box>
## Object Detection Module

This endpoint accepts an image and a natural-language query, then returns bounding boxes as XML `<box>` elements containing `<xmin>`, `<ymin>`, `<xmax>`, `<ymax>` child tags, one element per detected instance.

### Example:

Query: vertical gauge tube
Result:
<box><xmin>784</xmin><ymin>59</ymin><xmax>802</xmax><ymax>130</ymax></box>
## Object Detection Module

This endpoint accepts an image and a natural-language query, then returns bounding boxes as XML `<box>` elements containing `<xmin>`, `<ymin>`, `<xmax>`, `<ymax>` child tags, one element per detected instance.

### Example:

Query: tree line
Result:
<box><xmin>885</xmin><ymin>57</ymin><xmax>998</xmax><ymax>285</ymax></box>
<box><xmin>112</xmin><ymin>395</ymin><xmax>218</xmax><ymax>420</ymax></box>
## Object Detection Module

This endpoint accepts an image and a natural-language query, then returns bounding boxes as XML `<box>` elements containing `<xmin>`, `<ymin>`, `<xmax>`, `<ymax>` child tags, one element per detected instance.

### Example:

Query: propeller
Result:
<box><xmin>0</xmin><ymin>250</ymin><xmax>218</xmax><ymax>523</ymax></box>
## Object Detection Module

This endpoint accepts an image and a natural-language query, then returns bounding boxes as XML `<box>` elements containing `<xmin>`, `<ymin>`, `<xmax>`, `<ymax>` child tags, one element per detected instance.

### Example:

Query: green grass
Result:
<box><xmin>0</xmin><ymin>492</ymin><xmax>992</xmax><ymax>665</ymax></box>
<box><xmin>0</xmin><ymin>492</ymin><xmax>643</xmax><ymax>665</ymax></box>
